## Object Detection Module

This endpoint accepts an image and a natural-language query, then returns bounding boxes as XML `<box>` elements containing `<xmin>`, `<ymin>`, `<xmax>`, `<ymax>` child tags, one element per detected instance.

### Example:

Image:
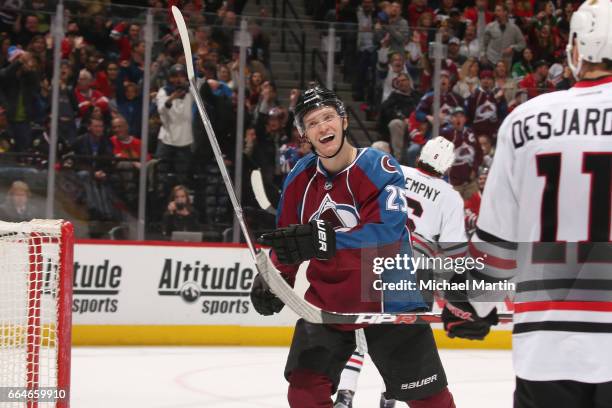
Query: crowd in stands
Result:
<box><xmin>0</xmin><ymin>0</ymin><xmax>584</xmax><ymax>240</ymax></box>
<box><xmin>317</xmin><ymin>0</ymin><xmax>580</xmax><ymax>234</ymax></box>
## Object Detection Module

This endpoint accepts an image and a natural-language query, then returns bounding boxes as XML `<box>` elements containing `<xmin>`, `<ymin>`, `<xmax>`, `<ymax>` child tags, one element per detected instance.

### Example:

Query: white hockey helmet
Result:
<box><xmin>566</xmin><ymin>0</ymin><xmax>612</xmax><ymax>79</ymax></box>
<box><xmin>419</xmin><ymin>136</ymin><xmax>455</xmax><ymax>175</ymax></box>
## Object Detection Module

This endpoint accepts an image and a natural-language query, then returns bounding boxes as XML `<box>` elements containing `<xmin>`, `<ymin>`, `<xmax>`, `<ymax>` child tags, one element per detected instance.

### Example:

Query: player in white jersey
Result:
<box><xmin>401</xmin><ymin>137</ymin><xmax>468</xmax><ymax>260</ymax></box>
<box><xmin>334</xmin><ymin>137</ymin><xmax>466</xmax><ymax>408</ymax></box>
<box><xmin>441</xmin><ymin>1</ymin><xmax>612</xmax><ymax>407</ymax></box>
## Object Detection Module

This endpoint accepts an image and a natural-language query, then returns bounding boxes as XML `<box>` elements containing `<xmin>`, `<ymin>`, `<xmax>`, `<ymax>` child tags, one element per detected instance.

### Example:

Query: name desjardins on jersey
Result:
<box><xmin>372</xmin><ymin>278</ymin><xmax>515</xmax><ymax>292</ymax></box>
<box><xmin>511</xmin><ymin>107</ymin><xmax>612</xmax><ymax>148</ymax></box>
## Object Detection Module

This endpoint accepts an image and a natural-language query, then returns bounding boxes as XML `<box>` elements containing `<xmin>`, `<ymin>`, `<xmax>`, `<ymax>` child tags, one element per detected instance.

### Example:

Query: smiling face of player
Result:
<box><xmin>302</xmin><ymin>106</ymin><xmax>354</xmax><ymax>171</ymax></box>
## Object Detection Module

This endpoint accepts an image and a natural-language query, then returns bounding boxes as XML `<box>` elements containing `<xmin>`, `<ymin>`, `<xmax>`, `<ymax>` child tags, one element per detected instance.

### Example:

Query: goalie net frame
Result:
<box><xmin>0</xmin><ymin>219</ymin><xmax>73</xmax><ymax>408</ymax></box>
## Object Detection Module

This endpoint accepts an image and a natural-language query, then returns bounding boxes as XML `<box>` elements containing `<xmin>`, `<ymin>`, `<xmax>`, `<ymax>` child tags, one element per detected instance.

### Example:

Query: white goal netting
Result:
<box><xmin>0</xmin><ymin>220</ymin><xmax>72</xmax><ymax>408</ymax></box>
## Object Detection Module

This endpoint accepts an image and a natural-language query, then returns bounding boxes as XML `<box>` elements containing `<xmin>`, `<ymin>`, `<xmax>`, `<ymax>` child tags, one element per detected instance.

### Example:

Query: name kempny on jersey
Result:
<box><xmin>405</xmin><ymin>176</ymin><xmax>441</xmax><ymax>202</ymax></box>
<box><xmin>158</xmin><ymin>259</ymin><xmax>254</xmax><ymax>315</ymax></box>
<box><xmin>511</xmin><ymin>107</ymin><xmax>612</xmax><ymax>148</ymax></box>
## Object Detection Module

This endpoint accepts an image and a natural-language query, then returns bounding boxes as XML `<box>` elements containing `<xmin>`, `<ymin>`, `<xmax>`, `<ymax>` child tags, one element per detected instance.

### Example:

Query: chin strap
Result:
<box><xmin>308</xmin><ymin>128</ymin><xmax>348</xmax><ymax>159</ymax></box>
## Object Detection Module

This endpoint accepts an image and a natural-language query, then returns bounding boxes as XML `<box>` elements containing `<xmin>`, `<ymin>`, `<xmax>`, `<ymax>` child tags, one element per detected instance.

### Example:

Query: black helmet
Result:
<box><xmin>293</xmin><ymin>85</ymin><xmax>346</xmax><ymax>136</ymax></box>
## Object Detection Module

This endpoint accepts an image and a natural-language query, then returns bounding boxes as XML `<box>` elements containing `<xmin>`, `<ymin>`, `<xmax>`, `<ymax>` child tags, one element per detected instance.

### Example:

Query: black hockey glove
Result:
<box><xmin>250</xmin><ymin>273</ymin><xmax>285</xmax><ymax>316</ymax></box>
<box><xmin>441</xmin><ymin>273</ymin><xmax>499</xmax><ymax>340</ymax></box>
<box><xmin>258</xmin><ymin>220</ymin><xmax>336</xmax><ymax>265</ymax></box>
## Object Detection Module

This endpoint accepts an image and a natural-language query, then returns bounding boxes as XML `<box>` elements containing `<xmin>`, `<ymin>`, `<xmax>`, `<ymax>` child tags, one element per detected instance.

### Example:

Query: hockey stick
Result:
<box><xmin>171</xmin><ymin>6</ymin><xmax>512</xmax><ymax>325</ymax></box>
<box><xmin>250</xmin><ymin>169</ymin><xmax>276</xmax><ymax>215</ymax></box>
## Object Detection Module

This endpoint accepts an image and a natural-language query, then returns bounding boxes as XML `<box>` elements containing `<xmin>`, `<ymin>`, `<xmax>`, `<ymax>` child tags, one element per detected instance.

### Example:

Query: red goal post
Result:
<box><xmin>0</xmin><ymin>219</ymin><xmax>73</xmax><ymax>408</ymax></box>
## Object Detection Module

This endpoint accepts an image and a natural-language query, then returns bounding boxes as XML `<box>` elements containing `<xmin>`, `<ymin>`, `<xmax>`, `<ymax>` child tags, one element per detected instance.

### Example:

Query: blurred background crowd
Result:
<box><xmin>0</xmin><ymin>0</ymin><xmax>582</xmax><ymax>241</ymax></box>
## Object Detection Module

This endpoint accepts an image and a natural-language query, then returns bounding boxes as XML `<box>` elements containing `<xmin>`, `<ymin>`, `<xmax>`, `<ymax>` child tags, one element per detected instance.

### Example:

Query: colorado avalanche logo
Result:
<box><xmin>474</xmin><ymin>100</ymin><xmax>498</xmax><ymax>123</ymax></box>
<box><xmin>454</xmin><ymin>143</ymin><xmax>476</xmax><ymax>166</ymax></box>
<box><xmin>310</xmin><ymin>194</ymin><xmax>359</xmax><ymax>231</ymax></box>
<box><xmin>381</xmin><ymin>156</ymin><xmax>398</xmax><ymax>174</ymax></box>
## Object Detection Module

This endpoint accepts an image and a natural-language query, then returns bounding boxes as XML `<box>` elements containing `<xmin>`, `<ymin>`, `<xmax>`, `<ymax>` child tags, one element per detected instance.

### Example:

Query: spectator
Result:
<box><xmin>95</xmin><ymin>61</ymin><xmax>121</xmax><ymax>100</ymax></box>
<box><xmin>247</xmin><ymin>21</ymin><xmax>271</xmax><ymax>71</ymax></box>
<box><xmin>74</xmin><ymin>69</ymin><xmax>110</xmax><ymax>121</ymax></box>
<box><xmin>246</xmin><ymin>71</ymin><xmax>264</xmax><ymax>112</ymax></box>
<box><xmin>12</xmin><ymin>14</ymin><xmax>43</xmax><ymax>48</ymax></box>
<box><xmin>252</xmin><ymin>107</ymin><xmax>288</xmax><ymax>205</ymax></box>
<box><xmin>353</xmin><ymin>0</ymin><xmax>378</xmax><ymax>104</ymax></box>
<box><xmin>529</xmin><ymin>23</ymin><xmax>556</xmax><ymax>62</ymax></box>
<box><xmin>379</xmin><ymin>51</ymin><xmax>410</xmax><ymax>103</ymax></box>
<box><xmin>217</xmin><ymin>64</ymin><xmax>235</xmax><ymax>91</ymax></box>
<box><xmin>514</xmin><ymin>0</ymin><xmax>535</xmax><ymax>19</ymax></box>
<box><xmin>508</xmin><ymin>88</ymin><xmax>528</xmax><ymax>112</ymax></box>
<box><xmin>554</xmin><ymin>63</ymin><xmax>575</xmax><ymax>90</ymax></box>
<box><xmin>117</xmin><ymin>81</ymin><xmax>142</xmax><ymax>138</ymax></box>
<box><xmin>478</xmin><ymin>134</ymin><xmax>494</xmax><ymax>168</ymax></box>
<box><xmin>26</xmin><ymin>34</ymin><xmax>50</xmax><ymax>79</ymax></box>
<box><xmin>416</xmin><ymin>70</ymin><xmax>464</xmax><ymax>131</ymax></box>
<box><xmin>453</xmin><ymin>58</ymin><xmax>480</xmax><ymax>99</ymax></box>
<box><xmin>414</xmin><ymin>11</ymin><xmax>435</xmax><ymax>55</ymax></box>
<box><xmin>120</xmin><ymin>40</ymin><xmax>145</xmax><ymax>85</ymax></box>
<box><xmin>56</xmin><ymin>60</ymin><xmax>79</xmax><ymax>144</ymax></box>
<box><xmin>211</xmin><ymin>10</ymin><xmax>237</xmax><ymax>61</ymax></box>
<box><xmin>192</xmin><ymin>66</ymin><xmax>236</xmax><ymax>166</ymax></box>
<box><xmin>110</xmin><ymin>115</ymin><xmax>147</xmax><ymax>210</ymax></box>
<box><xmin>404</xmin><ymin>110</ymin><xmax>428</xmax><ymax>166</ymax></box>
<box><xmin>162</xmin><ymin>185</ymin><xmax>201</xmax><ymax>237</ymax></box>
<box><xmin>511</xmin><ymin>47</ymin><xmax>534</xmax><ymax>79</ymax></box>
<box><xmin>447</xmin><ymin>37</ymin><xmax>466</xmax><ymax>65</ymax></box>
<box><xmin>459</xmin><ymin>24</ymin><xmax>480</xmax><ymax>60</ymax></box>
<box><xmin>463</xmin><ymin>0</ymin><xmax>494</xmax><ymax>30</ymax></box>
<box><xmin>110</xmin><ymin>116</ymin><xmax>148</xmax><ymax>167</ymax></box>
<box><xmin>482</xmin><ymin>4</ymin><xmax>526</xmax><ymax>67</ymax></box>
<box><xmin>155</xmin><ymin>64</ymin><xmax>194</xmax><ymax>183</ymax></box>
<box><xmin>466</xmin><ymin>69</ymin><xmax>507</xmax><ymax>139</ymax></box>
<box><xmin>110</xmin><ymin>22</ymin><xmax>141</xmax><ymax>62</ymax></box>
<box><xmin>495</xmin><ymin>60</ymin><xmax>517</xmax><ymax>102</ymax></box>
<box><xmin>0</xmin><ymin>49</ymin><xmax>40</xmax><ymax>152</ymax></box>
<box><xmin>253</xmin><ymin>80</ymin><xmax>279</xmax><ymax>122</ymax></box>
<box><xmin>279</xmin><ymin>127</ymin><xmax>312</xmax><ymax>175</ymax></box>
<box><xmin>518</xmin><ymin>59</ymin><xmax>555</xmax><ymax>99</ymax></box>
<box><xmin>533</xmin><ymin>1</ymin><xmax>559</xmax><ymax>29</ymax></box>
<box><xmin>440</xmin><ymin>107</ymin><xmax>483</xmax><ymax>200</ymax></box>
<box><xmin>72</xmin><ymin>117</ymin><xmax>117</xmax><ymax>221</ymax></box>
<box><xmin>447</xmin><ymin>8</ymin><xmax>466</xmax><ymax>39</ymax></box>
<box><xmin>0</xmin><ymin>181</ymin><xmax>38</xmax><ymax>222</ymax></box>
<box><xmin>379</xmin><ymin>1</ymin><xmax>409</xmax><ymax>54</ymax></box>
<box><xmin>377</xmin><ymin>73</ymin><xmax>419</xmax><ymax>161</ymax></box>
<box><xmin>434</xmin><ymin>0</ymin><xmax>456</xmax><ymax>22</ymax></box>
<box><xmin>406</xmin><ymin>0</ymin><xmax>433</xmax><ymax>28</ymax></box>
<box><xmin>464</xmin><ymin>166</ymin><xmax>489</xmax><ymax>236</ymax></box>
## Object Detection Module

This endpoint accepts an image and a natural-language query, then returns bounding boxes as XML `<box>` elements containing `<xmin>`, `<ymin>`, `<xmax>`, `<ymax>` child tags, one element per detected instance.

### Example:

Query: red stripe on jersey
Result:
<box><xmin>469</xmin><ymin>242</ymin><xmax>517</xmax><ymax>269</ymax></box>
<box><xmin>574</xmin><ymin>76</ymin><xmax>612</xmax><ymax>88</ymax></box>
<box><xmin>514</xmin><ymin>301</ymin><xmax>612</xmax><ymax>313</ymax></box>
<box><xmin>411</xmin><ymin>235</ymin><xmax>437</xmax><ymax>257</ymax></box>
<box><xmin>348</xmin><ymin>358</ymin><xmax>363</xmax><ymax>366</ymax></box>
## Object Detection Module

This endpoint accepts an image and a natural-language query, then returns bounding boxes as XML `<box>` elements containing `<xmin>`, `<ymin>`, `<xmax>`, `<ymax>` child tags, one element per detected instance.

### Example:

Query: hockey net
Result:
<box><xmin>0</xmin><ymin>220</ymin><xmax>73</xmax><ymax>408</ymax></box>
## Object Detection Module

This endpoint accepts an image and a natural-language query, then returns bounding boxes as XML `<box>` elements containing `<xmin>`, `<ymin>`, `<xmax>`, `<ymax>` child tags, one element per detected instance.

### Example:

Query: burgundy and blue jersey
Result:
<box><xmin>271</xmin><ymin>147</ymin><xmax>427</xmax><ymax>320</ymax></box>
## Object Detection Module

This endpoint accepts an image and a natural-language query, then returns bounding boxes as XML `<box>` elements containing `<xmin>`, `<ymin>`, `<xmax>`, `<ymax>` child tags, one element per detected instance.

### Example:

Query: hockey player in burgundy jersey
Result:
<box><xmin>250</xmin><ymin>85</ymin><xmax>455</xmax><ymax>408</ymax></box>
<box><xmin>442</xmin><ymin>1</ymin><xmax>612</xmax><ymax>407</ymax></box>
<box><xmin>334</xmin><ymin>137</ymin><xmax>465</xmax><ymax>408</ymax></box>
